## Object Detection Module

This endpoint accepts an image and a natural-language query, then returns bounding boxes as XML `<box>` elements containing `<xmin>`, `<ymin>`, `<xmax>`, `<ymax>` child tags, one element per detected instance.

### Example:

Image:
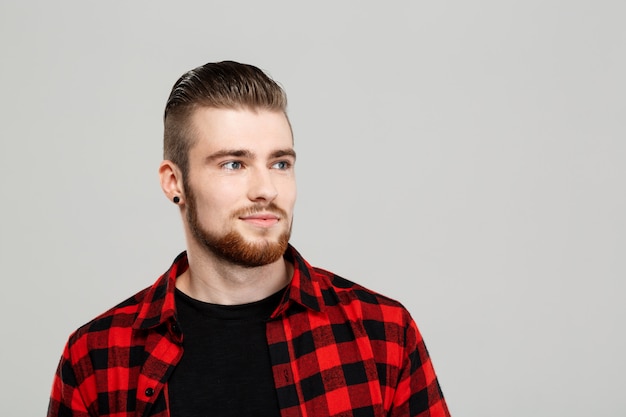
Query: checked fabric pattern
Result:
<box><xmin>48</xmin><ymin>245</ymin><xmax>450</xmax><ymax>417</ymax></box>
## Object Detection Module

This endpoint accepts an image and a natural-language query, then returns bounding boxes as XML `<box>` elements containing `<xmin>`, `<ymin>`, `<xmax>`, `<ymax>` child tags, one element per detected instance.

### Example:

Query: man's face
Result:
<box><xmin>183</xmin><ymin>107</ymin><xmax>296</xmax><ymax>267</ymax></box>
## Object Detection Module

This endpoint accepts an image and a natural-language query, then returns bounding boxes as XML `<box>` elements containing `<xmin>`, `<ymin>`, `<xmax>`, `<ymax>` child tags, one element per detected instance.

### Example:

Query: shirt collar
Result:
<box><xmin>132</xmin><ymin>251</ymin><xmax>187</xmax><ymax>331</ymax></box>
<box><xmin>132</xmin><ymin>245</ymin><xmax>324</xmax><ymax>331</ymax></box>
<box><xmin>273</xmin><ymin>245</ymin><xmax>324</xmax><ymax>316</ymax></box>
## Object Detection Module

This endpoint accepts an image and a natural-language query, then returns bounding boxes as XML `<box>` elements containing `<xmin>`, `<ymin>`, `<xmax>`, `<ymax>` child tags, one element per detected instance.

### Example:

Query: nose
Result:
<box><xmin>247</xmin><ymin>168</ymin><xmax>278</xmax><ymax>203</ymax></box>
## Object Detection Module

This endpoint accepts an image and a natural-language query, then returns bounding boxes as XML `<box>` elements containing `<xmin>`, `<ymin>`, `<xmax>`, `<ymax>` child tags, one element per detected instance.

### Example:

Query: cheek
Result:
<box><xmin>279</xmin><ymin>180</ymin><xmax>297</xmax><ymax>205</ymax></box>
<box><xmin>199</xmin><ymin>179</ymin><xmax>237</xmax><ymax>201</ymax></box>
<box><xmin>192</xmin><ymin>186</ymin><xmax>236</xmax><ymax>216</ymax></box>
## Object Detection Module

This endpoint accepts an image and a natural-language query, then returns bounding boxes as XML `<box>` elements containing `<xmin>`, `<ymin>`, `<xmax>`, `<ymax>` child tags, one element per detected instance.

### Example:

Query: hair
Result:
<box><xmin>163</xmin><ymin>60</ymin><xmax>289</xmax><ymax>179</ymax></box>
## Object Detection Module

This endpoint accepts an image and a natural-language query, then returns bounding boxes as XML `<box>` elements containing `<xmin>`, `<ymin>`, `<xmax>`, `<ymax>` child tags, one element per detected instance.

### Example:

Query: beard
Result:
<box><xmin>185</xmin><ymin>184</ymin><xmax>291</xmax><ymax>268</ymax></box>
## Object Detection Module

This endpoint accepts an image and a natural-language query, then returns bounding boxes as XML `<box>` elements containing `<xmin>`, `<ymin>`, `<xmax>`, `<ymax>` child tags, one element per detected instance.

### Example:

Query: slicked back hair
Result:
<box><xmin>163</xmin><ymin>61</ymin><xmax>289</xmax><ymax>180</ymax></box>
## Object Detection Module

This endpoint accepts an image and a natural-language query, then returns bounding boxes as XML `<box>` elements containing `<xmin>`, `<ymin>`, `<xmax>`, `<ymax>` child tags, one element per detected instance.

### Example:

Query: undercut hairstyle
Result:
<box><xmin>163</xmin><ymin>60</ymin><xmax>289</xmax><ymax>179</ymax></box>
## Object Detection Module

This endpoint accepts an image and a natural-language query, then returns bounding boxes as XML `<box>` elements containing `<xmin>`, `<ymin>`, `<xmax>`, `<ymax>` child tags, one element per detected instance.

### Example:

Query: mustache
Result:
<box><xmin>233</xmin><ymin>203</ymin><xmax>288</xmax><ymax>219</ymax></box>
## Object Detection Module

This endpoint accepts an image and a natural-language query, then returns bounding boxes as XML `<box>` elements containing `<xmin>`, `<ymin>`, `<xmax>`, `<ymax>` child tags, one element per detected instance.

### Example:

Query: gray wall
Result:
<box><xmin>1</xmin><ymin>1</ymin><xmax>624</xmax><ymax>416</ymax></box>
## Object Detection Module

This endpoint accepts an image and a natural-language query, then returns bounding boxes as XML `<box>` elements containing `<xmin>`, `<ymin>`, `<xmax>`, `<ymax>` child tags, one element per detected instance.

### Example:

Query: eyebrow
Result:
<box><xmin>206</xmin><ymin>148</ymin><xmax>296</xmax><ymax>162</ymax></box>
<box><xmin>270</xmin><ymin>148</ymin><xmax>297</xmax><ymax>160</ymax></box>
<box><xmin>206</xmin><ymin>149</ymin><xmax>253</xmax><ymax>162</ymax></box>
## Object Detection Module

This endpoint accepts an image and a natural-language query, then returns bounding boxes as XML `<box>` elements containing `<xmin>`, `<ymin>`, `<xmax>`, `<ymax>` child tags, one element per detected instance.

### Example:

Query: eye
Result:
<box><xmin>222</xmin><ymin>161</ymin><xmax>243</xmax><ymax>170</ymax></box>
<box><xmin>272</xmin><ymin>161</ymin><xmax>291</xmax><ymax>170</ymax></box>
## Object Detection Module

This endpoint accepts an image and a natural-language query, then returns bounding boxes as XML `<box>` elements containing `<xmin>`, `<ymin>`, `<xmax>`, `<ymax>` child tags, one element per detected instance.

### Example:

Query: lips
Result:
<box><xmin>239</xmin><ymin>213</ymin><xmax>280</xmax><ymax>227</ymax></box>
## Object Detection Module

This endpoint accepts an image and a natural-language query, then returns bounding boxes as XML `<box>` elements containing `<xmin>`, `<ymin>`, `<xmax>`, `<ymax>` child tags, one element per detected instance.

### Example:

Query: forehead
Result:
<box><xmin>188</xmin><ymin>107</ymin><xmax>293</xmax><ymax>153</ymax></box>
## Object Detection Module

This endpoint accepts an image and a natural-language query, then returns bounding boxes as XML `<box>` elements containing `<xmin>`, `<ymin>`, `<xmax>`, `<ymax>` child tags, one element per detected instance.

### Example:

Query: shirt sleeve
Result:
<box><xmin>389</xmin><ymin>317</ymin><xmax>451</xmax><ymax>417</ymax></box>
<box><xmin>47</xmin><ymin>340</ymin><xmax>91</xmax><ymax>417</ymax></box>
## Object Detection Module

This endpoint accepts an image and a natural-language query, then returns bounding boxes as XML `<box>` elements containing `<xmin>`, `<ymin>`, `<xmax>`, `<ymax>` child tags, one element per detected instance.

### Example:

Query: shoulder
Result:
<box><xmin>307</xmin><ymin>266</ymin><xmax>425</xmax><ymax>367</ymax></box>
<box><xmin>312</xmin><ymin>266</ymin><xmax>407</xmax><ymax>308</ymax></box>
<box><xmin>65</xmin><ymin>285</ymin><xmax>151</xmax><ymax>350</ymax></box>
<box><xmin>311</xmin><ymin>266</ymin><xmax>413</xmax><ymax>327</ymax></box>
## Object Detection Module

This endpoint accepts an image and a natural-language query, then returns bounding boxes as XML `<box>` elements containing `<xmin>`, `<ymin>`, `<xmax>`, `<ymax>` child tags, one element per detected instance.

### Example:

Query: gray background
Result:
<box><xmin>1</xmin><ymin>1</ymin><xmax>624</xmax><ymax>416</ymax></box>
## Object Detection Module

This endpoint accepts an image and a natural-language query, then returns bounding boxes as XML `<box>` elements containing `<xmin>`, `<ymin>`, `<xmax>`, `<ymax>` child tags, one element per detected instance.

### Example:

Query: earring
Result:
<box><xmin>173</xmin><ymin>196</ymin><xmax>180</xmax><ymax>204</ymax></box>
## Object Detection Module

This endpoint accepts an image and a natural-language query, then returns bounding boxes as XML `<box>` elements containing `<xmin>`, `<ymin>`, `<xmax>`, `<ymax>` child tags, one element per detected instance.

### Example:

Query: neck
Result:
<box><xmin>176</xmin><ymin>243</ymin><xmax>292</xmax><ymax>305</ymax></box>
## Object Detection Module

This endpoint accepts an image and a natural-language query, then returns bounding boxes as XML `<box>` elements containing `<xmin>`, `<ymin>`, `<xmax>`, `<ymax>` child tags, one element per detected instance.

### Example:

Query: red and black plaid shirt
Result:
<box><xmin>48</xmin><ymin>246</ymin><xmax>450</xmax><ymax>417</ymax></box>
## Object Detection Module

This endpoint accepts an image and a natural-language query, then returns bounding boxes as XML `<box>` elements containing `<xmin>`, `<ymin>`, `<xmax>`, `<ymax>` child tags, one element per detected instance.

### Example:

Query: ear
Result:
<box><xmin>159</xmin><ymin>160</ymin><xmax>185</xmax><ymax>205</ymax></box>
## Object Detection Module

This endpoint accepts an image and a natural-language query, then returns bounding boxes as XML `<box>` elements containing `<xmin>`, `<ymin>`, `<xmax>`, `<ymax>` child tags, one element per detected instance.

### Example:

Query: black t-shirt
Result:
<box><xmin>168</xmin><ymin>288</ymin><xmax>285</xmax><ymax>417</ymax></box>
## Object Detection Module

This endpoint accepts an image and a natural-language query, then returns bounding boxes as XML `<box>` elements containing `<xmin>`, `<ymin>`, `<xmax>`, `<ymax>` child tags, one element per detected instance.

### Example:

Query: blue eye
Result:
<box><xmin>272</xmin><ymin>161</ymin><xmax>291</xmax><ymax>170</ymax></box>
<box><xmin>223</xmin><ymin>161</ymin><xmax>242</xmax><ymax>170</ymax></box>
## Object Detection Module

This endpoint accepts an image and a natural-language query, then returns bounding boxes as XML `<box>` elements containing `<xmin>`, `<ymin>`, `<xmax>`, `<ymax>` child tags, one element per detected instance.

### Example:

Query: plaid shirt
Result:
<box><xmin>48</xmin><ymin>246</ymin><xmax>450</xmax><ymax>417</ymax></box>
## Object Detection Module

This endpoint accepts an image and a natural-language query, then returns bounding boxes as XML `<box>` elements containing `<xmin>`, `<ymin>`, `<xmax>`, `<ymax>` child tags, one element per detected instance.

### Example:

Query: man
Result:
<box><xmin>48</xmin><ymin>61</ymin><xmax>450</xmax><ymax>417</ymax></box>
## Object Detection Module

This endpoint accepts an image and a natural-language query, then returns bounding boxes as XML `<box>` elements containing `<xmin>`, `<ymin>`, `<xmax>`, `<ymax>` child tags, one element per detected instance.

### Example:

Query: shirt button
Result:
<box><xmin>145</xmin><ymin>388</ymin><xmax>155</xmax><ymax>397</ymax></box>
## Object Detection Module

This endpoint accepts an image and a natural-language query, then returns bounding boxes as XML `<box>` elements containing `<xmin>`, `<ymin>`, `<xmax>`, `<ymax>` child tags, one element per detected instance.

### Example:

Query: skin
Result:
<box><xmin>159</xmin><ymin>107</ymin><xmax>297</xmax><ymax>305</ymax></box>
